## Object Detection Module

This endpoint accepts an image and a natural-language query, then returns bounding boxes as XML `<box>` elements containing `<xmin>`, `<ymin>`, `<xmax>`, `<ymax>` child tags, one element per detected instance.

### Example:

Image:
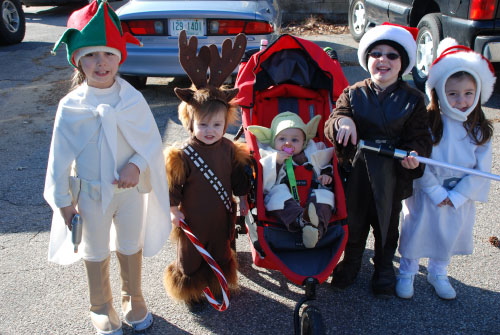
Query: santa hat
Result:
<box><xmin>426</xmin><ymin>37</ymin><xmax>496</xmax><ymax>105</ymax></box>
<box><xmin>51</xmin><ymin>0</ymin><xmax>141</xmax><ymax>68</ymax></box>
<box><xmin>247</xmin><ymin>112</ymin><xmax>321</xmax><ymax>150</ymax></box>
<box><xmin>358</xmin><ymin>23</ymin><xmax>418</xmax><ymax>76</ymax></box>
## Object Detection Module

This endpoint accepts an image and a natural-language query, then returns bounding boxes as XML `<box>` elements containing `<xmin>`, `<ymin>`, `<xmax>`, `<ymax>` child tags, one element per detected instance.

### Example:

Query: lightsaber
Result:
<box><xmin>359</xmin><ymin>140</ymin><xmax>500</xmax><ymax>182</ymax></box>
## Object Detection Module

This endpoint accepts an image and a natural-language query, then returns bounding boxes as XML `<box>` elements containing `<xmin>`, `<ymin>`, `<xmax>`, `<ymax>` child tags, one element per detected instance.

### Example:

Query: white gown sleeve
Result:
<box><xmin>53</xmin><ymin>164</ymin><xmax>73</xmax><ymax>208</ymax></box>
<box><xmin>416</xmin><ymin>165</ymin><xmax>449</xmax><ymax>205</ymax></box>
<box><xmin>128</xmin><ymin>153</ymin><xmax>148</xmax><ymax>173</ymax></box>
<box><xmin>450</xmin><ymin>140</ymin><xmax>492</xmax><ymax>207</ymax></box>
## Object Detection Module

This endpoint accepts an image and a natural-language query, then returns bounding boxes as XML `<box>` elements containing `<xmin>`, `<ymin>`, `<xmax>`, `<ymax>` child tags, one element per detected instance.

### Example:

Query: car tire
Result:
<box><xmin>412</xmin><ymin>13</ymin><xmax>442</xmax><ymax>92</ymax></box>
<box><xmin>348</xmin><ymin>0</ymin><xmax>367</xmax><ymax>42</ymax></box>
<box><xmin>0</xmin><ymin>0</ymin><xmax>25</xmax><ymax>45</ymax></box>
<box><xmin>121</xmin><ymin>75</ymin><xmax>147</xmax><ymax>89</ymax></box>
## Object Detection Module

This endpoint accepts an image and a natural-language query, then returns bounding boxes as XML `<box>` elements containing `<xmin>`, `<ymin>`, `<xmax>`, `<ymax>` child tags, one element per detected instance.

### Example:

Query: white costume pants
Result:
<box><xmin>399</xmin><ymin>257</ymin><xmax>450</xmax><ymax>276</ymax></box>
<box><xmin>78</xmin><ymin>188</ymin><xmax>145</xmax><ymax>262</ymax></box>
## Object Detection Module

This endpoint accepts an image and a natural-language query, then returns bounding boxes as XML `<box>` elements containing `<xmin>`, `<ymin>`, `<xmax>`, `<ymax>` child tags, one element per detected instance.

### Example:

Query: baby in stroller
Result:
<box><xmin>248</xmin><ymin>112</ymin><xmax>335</xmax><ymax>248</ymax></box>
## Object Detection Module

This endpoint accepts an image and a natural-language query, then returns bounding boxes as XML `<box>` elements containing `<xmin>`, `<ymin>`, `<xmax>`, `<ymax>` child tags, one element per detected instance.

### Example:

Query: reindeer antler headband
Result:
<box><xmin>174</xmin><ymin>30</ymin><xmax>247</xmax><ymax>107</ymax></box>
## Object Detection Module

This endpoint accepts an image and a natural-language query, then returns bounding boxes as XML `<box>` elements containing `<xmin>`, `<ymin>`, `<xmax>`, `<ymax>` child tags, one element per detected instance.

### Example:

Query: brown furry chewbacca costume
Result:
<box><xmin>163</xmin><ymin>30</ymin><xmax>251</xmax><ymax>307</ymax></box>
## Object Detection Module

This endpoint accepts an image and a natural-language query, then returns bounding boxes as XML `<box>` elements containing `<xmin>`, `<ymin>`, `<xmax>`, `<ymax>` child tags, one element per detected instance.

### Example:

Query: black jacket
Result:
<box><xmin>324</xmin><ymin>79</ymin><xmax>432</xmax><ymax>245</ymax></box>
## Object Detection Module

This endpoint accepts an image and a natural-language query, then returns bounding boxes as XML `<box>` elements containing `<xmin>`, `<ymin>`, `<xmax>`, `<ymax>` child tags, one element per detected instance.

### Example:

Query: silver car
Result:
<box><xmin>116</xmin><ymin>0</ymin><xmax>281</xmax><ymax>86</ymax></box>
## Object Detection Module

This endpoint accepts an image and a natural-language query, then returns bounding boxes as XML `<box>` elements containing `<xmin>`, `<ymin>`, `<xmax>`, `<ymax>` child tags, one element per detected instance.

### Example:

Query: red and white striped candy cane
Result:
<box><xmin>179</xmin><ymin>219</ymin><xmax>230</xmax><ymax>311</ymax></box>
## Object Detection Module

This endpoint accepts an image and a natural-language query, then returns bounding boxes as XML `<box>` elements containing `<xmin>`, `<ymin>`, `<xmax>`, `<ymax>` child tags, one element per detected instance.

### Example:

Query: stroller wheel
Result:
<box><xmin>300</xmin><ymin>306</ymin><xmax>325</xmax><ymax>335</ymax></box>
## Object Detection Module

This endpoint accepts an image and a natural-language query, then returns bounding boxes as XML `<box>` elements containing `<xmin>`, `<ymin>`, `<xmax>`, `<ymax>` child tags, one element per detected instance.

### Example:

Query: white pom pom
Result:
<box><xmin>437</xmin><ymin>38</ymin><xmax>459</xmax><ymax>57</ymax></box>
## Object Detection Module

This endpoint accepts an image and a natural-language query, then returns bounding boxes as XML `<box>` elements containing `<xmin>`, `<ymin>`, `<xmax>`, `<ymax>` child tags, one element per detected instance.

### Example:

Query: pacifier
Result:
<box><xmin>282</xmin><ymin>144</ymin><xmax>294</xmax><ymax>154</ymax></box>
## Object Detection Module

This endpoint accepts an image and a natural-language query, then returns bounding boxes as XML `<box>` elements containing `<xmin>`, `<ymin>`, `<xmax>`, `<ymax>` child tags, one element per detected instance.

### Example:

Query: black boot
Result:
<box><xmin>371</xmin><ymin>267</ymin><xmax>396</xmax><ymax>298</ymax></box>
<box><xmin>331</xmin><ymin>231</ymin><xmax>367</xmax><ymax>289</ymax></box>
<box><xmin>371</xmin><ymin>216</ymin><xmax>398</xmax><ymax>298</ymax></box>
<box><xmin>330</xmin><ymin>258</ymin><xmax>362</xmax><ymax>289</ymax></box>
<box><xmin>371</xmin><ymin>251</ymin><xmax>396</xmax><ymax>298</ymax></box>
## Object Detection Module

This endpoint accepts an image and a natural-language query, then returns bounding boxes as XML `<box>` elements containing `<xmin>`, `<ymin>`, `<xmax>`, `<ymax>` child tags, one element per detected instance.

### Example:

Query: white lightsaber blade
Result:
<box><xmin>359</xmin><ymin>140</ymin><xmax>500</xmax><ymax>182</ymax></box>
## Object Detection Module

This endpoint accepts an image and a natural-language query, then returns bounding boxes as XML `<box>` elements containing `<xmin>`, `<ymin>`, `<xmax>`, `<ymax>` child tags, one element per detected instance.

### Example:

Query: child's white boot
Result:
<box><xmin>116</xmin><ymin>250</ymin><xmax>153</xmax><ymax>331</ymax></box>
<box><xmin>427</xmin><ymin>273</ymin><xmax>456</xmax><ymax>300</ymax></box>
<box><xmin>84</xmin><ymin>257</ymin><xmax>123</xmax><ymax>335</ymax></box>
<box><xmin>302</xmin><ymin>226</ymin><xmax>319</xmax><ymax>248</ymax></box>
<box><xmin>395</xmin><ymin>273</ymin><xmax>414</xmax><ymax>299</ymax></box>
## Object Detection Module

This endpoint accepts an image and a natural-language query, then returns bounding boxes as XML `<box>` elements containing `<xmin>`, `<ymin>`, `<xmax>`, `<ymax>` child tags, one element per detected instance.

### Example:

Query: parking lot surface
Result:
<box><xmin>0</xmin><ymin>3</ymin><xmax>499</xmax><ymax>334</ymax></box>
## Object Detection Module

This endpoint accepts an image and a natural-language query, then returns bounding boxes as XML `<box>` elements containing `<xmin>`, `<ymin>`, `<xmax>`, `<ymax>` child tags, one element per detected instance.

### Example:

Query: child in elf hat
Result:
<box><xmin>163</xmin><ymin>31</ymin><xmax>251</xmax><ymax>312</ymax></box>
<box><xmin>396</xmin><ymin>38</ymin><xmax>496</xmax><ymax>300</ymax></box>
<box><xmin>248</xmin><ymin>112</ymin><xmax>335</xmax><ymax>249</ymax></box>
<box><xmin>44</xmin><ymin>1</ymin><xmax>171</xmax><ymax>333</ymax></box>
<box><xmin>324</xmin><ymin>23</ymin><xmax>433</xmax><ymax>297</ymax></box>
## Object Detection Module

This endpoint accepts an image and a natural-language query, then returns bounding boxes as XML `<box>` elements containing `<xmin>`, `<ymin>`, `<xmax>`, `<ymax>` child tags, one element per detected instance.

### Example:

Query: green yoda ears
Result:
<box><xmin>247</xmin><ymin>112</ymin><xmax>322</xmax><ymax>150</ymax></box>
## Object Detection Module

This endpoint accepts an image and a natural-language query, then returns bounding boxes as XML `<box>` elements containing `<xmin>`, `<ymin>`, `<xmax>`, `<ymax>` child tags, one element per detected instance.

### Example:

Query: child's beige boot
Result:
<box><xmin>302</xmin><ymin>226</ymin><xmax>319</xmax><ymax>248</ymax></box>
<box><xmin>307</xmin><ymin>202</ymin><xmax>319</xmax><ymax>228</ymax></box>
<box><xmin>84</xmin><ymin>256</ymin><xmax>122</xmax><ymax>335</ymax></box>
<box><xmin>116</xmin><ymin>250</ymin><xmax>153</xmax><ymax>331</ymax></box>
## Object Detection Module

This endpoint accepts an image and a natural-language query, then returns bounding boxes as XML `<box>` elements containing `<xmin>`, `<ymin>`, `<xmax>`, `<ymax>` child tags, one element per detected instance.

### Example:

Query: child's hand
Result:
<box><xmin>336</xmin><ymin>117</ymin><xmax>357</xmax><ymax>147</ymax></box>
<box><xmin>276</xmin><ymin>151</ymin><xmax>292</xmax><ymax>165</ymax></box>
<box><xmin>170</xmin><ymin>205</ymin><xmax>185</xmax><ymax>227</ymax></box>
<box><xmin>59</xmin><ymin>205</ymin><xmax>78</xmax><ymax>230</ymax></box>
<box><xmin>318</xmin><ymin>174</ymin><xmax>332</xmax><ymax>186</ymax></box>
<box><xmin>401</xmin><ymin>151</ymin><xmax>419</xmax><ymax>169</ymax></box>
<box><xmin>114</xmin><ymin>163</ymin><xmax>140</xmax><ymax>188</ymax></box>
<box><xmin>239</xmin><ymin>195</ymin><xmax>249</xmax><ymax>216</ymax></box>
<box><xmin>437</xmin><ymin>197</ymin><xmax>454</xmax><ymax>208</ymax></box>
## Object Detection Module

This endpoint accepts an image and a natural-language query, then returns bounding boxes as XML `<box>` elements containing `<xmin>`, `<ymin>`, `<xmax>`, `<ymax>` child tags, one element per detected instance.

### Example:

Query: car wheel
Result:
<box><xmin>0</xmin><ymin>0</ymin><xmax>25</xmax><ymax>45</ymax></box>
<box><xmin>348</xmin><ymin>0</ymin><xmax>367</xmax><ymax>42</ymax></box>
<box><xmin>300</xmin><ymin>306</ymin><xmax>325</xmax><ymax>335</ymax></box>
<box><xmin>412</xmin><ymin>13</ymin><xmax>442</xmax><ymax>92</ymax></box>
<box><xmin>121</xmin><ymin>75</ymin><xmax>147</xmax><ymax>89</ymax></box>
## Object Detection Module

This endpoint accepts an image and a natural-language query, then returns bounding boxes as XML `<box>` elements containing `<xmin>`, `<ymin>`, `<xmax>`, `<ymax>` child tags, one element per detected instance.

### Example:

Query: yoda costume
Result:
<box><xmin>248</xmin><ymin>112</ymin><xmax>335</xmax><ymax>248</ymax></box>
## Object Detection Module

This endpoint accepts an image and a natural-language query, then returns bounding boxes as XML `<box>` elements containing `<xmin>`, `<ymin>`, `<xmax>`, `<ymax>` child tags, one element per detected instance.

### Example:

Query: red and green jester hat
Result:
<box><xmin>52</xmin><ymin>0</ymin><xmax>141</xmax><ymax>68</ymax></box>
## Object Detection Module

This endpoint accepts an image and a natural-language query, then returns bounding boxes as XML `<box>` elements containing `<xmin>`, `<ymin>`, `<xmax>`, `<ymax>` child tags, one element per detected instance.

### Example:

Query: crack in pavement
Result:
<box><xmin>0</xmin><ymin>267</ymin><xmax>48</xmax><ymax>275</ymax></box>
<box><xmin>29</xmin><ymin>229</ymin><xmax>44</xmax><ymax>242</ymax></box>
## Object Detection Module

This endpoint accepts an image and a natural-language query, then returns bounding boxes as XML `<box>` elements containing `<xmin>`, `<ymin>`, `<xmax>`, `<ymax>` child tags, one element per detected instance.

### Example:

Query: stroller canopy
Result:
<box><xmin>236</xmin><ymin>34</ymin><xmax>348</xmax><ymax>109</ymax></box>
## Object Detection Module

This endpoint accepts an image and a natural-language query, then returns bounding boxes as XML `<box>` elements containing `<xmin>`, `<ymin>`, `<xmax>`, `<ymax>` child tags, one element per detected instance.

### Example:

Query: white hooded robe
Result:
<box><xmin>399</xmin><ymin>114</ymin><xmax>491</xmax><ymax>260</ymax></box>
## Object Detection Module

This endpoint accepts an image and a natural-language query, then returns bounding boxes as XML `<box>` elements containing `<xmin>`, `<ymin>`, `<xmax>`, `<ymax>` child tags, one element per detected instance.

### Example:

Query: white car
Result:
<box><xmin>116</xmin><ymin>0</ymin><xmax>281</xmax><ymax>87</ymax></box>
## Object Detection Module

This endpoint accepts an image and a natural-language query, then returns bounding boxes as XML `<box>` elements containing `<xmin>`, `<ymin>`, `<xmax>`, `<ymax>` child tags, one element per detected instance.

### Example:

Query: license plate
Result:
<box><xmin>170</xmin><ymin>19</ymin><xmax>205</xmax><ymax>36</ymax></box>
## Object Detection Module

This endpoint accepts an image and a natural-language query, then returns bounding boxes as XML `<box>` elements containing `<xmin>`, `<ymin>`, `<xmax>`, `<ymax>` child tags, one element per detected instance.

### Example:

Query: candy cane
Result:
<box><xmin>179</xmin><ymin>219</ymin><xmax>230</xmax><ymax>311</ymax></box>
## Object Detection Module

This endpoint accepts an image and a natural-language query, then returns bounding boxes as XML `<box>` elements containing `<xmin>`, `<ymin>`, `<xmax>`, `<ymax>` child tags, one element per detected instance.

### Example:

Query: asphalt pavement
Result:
<box><xmin>0</xmin><ymin>3</ymin><xmax>499</xmax><ymax>335</ymax></box>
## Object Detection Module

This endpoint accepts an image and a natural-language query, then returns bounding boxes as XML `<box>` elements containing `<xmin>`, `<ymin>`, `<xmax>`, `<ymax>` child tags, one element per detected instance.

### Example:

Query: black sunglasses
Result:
<box><xmin>368</xmin><ymin>52</ymin><xmax>400</xmax><ymax>60</ymax></box>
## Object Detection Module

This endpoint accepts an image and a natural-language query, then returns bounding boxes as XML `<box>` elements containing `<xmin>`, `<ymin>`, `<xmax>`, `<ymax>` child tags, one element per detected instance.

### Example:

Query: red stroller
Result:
<box><xmin>235</xmin><ymin>34</ymin><xmax>349</xmax><ymax>334</ymax></box>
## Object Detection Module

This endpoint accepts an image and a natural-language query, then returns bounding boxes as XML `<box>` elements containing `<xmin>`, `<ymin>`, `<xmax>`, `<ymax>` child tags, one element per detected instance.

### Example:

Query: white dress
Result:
<box><xmin>399</xmin><ymin>114</ymin><xmax>492</xmax><ymax>261</ymax></box>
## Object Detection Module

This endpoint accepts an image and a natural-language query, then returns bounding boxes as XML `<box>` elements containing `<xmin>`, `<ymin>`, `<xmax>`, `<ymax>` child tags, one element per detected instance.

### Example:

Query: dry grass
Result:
<box><xmin>281</xmin><ymin>15</ymin><xmax>349</xmax><ymax>36</ymax></box>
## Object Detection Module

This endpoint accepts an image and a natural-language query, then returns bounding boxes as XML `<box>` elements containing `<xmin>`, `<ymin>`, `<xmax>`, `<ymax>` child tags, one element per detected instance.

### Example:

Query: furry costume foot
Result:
<box><xmin>163</xmin><ymin>251</ymin><xmax>238</xmax><ymax>304</ymax></box>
